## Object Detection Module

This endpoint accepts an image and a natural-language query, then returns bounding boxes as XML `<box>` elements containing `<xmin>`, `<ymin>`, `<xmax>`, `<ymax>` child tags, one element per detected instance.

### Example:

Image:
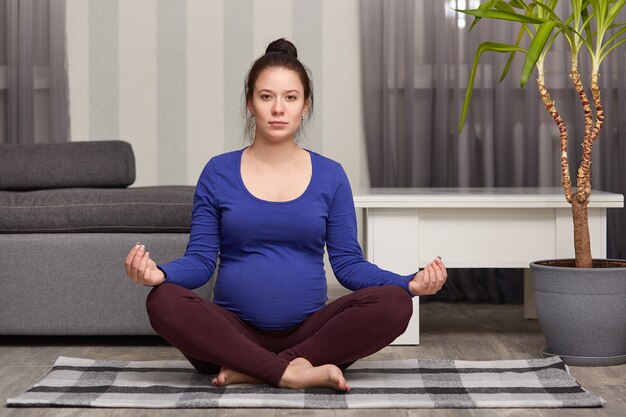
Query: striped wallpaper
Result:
<box><xmin>66</xmin><ymin>0</ymin><xmax>369</xmax><ymax>189</ymax></box>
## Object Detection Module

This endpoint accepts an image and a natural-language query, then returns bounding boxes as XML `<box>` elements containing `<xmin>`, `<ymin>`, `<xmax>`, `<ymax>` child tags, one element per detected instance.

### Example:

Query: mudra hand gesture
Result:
<box><xmin>408</xmin><ymin>256</ymin><xmax>447</xmax><ymax>296</ymax></box>
<box><xmin>124</xmin><ymin>242</ymin><xmax>165</xmax><ymax>286</ymax></box>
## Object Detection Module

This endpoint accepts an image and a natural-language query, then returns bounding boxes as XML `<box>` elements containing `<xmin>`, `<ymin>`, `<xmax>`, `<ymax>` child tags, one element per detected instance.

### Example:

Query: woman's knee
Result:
<box><xmin>146</xmin><ymin>283</ymin><xmax>166</xmax><ymax>315</ymax></box>
<box><xmin>353</xmin><ymin>285</ymin><xmax>413</xmax><ymax>330</ymax></box>
<box><xmin>348</xmin><ymin>285</ymin><xmax>413</xmax><ymax>344</ymax></box>
<box><xmin>145</xmin><ymin>283</ymin><xmax>181</xmax><ymax>324</ymax></box>
<box><xmin>376</xmin><ymin>285</ymin><xmax>413</xmax><ymax>326</ymax></box>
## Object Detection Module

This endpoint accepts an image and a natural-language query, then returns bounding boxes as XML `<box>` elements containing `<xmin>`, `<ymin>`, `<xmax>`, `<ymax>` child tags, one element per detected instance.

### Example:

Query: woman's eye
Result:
<box><xmin>286</xmin><ymin>95</ymin><xmax>297</xmax><ymax>101</ymax></box>
<box><xmin>261</xmin><ymin>95</ymin><xmax>272</xmax><ymax>101</ymax></box>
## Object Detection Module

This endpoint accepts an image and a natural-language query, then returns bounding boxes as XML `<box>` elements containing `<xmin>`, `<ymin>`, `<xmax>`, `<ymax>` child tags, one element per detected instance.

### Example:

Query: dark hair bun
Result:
<box><xmin>265</xmin><ymin>38</ymin><xmax>298</xmax><ymax>58</ymax></box>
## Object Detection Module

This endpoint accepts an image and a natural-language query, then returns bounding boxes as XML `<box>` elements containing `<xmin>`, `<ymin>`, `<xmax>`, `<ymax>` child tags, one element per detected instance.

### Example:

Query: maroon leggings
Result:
<box><xmin>146</xmin><ymin>283</ymin><xmax>412</xmax><ymax>386</ymax></box>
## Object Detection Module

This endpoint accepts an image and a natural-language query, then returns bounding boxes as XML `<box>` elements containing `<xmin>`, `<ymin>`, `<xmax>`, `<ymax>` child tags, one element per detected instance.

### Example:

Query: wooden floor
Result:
<box><xmin>1</xmin><ymin>302</ymin><xmax>624</xmax><ymax>417</ymax></box>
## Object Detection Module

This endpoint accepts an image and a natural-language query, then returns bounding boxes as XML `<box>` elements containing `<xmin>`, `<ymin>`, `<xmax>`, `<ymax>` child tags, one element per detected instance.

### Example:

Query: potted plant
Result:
<box><xmin>456</xmin><ymin>0</ymin><xmax>626</xmax><ymax>366</ymax></box>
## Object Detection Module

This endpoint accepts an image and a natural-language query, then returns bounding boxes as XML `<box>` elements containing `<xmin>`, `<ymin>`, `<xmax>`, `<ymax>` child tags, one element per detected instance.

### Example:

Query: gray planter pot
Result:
<box><xmin>530</xmin><ymin>259</ymin><xmax>626</xmax><ymax>366</ymax></box>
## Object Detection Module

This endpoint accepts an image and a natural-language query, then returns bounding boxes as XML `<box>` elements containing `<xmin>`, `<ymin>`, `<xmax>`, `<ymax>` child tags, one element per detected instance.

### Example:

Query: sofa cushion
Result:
<box><xmin>0</xmin><ymin>186</ymin><xmax>194</xmax><ymax>233</ymax></box>
<box><xmin>0</xmin><ymin>141</ymin><xmax>135</xmax><ymax>191</ymax></box>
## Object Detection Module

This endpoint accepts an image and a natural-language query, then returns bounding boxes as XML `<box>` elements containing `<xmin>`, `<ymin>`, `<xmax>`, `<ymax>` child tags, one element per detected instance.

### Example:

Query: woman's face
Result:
<box><xmin>248</xmin><ymin>67</ymin><xmax>308</xmax><ymax>145</ymax></box>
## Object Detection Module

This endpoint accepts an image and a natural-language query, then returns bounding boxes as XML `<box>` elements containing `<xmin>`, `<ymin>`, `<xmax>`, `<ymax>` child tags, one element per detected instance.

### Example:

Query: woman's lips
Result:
<box><xmin>269</xmin><ymin>121</ymin><xmax>288</xmax><ymax>127</ymax></box>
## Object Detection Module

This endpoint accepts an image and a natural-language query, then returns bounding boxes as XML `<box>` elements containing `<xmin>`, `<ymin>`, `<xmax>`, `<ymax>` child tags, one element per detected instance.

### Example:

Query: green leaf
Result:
<box><xmin>469</xmin><ymin>0</ymin><xmax>500</xmax><ymax>31</ymax></box>
<box><xmin>607</xmin><ymin>22</ymin><xmax>626</xmax><ymax>30</ymax></box>
<box><xmin>572</xmin><ymin>0</ymin><xmax>583</xmax><ymax>18</ymax></box>
<box><xmin>590</xmin><ymin>0</ymin><xmax>607</xmax><ymax>27</ymax></box>
<box><xmin>606</xmin><ymin>0</ymin><xmax>626</xmax><ymax>26</ymax></box>
<box><xmin>580</xmin><ymin>6</ymin><xmax>595</xmax><ymax>41</ymax></box>
<box><xmin>495</xmin><ymin>0</ymin><xmax>517</xmax><ymax>13</ymax></box>
<box><xmin>600</xmin><ymin>37</ymin><xmax>626</xmax><ymax>61</ymax></box>
<box><xmin>530</xmin><ymin>0</ymin><xmax>563</xmax><ymax>22</ymax></box>
<box><xmin>546</xmin><ymin>28</ymin><xmax>566</xmax><ymax>55</ymax></box>
<box><xmin>555</xmin><ymin>22</ymin><xmax>578</xmax><ymax>48</ymax></box>
<box><xmin>459</xmin><ymin>42</ymin><xmax>526</xmax><ymax>132</ymax></box>
<box><xmin>508</xmin><ymin>0</ymin><xmax>529</xmax><ymax>9</ymax></box>
<box><xmin>456</xmin><ymin>8</ymin><xmax>545</xmax><ymax>24</ymax></box>
<box><xmin>601</xmin><ymin>24</ymin><xmax>626</xmax><ymax>53</ymax></box>
<box><xmin>521</xmin><ymin>21</ymin><xmax>558</xmax><ymax>87</ymax></box>
<box><xmin>501</xmin><ymin>24</ymin><xmax>528</xmax><ymax>81</ymax></box>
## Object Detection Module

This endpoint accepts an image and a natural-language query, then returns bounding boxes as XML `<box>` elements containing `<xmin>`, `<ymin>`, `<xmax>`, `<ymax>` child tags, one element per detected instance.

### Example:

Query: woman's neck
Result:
<box><xmin>247</xmin><ymin>138</ymin><xmax>301</xmax><ymax>163</ymax></box>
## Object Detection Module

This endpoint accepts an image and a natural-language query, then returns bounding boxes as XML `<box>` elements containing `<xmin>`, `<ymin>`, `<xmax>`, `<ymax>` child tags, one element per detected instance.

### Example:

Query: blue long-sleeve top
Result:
<box><xmin>160</xmin><ymin>149</ymin><xmax>414</xmax><ymax>330</ymax></box>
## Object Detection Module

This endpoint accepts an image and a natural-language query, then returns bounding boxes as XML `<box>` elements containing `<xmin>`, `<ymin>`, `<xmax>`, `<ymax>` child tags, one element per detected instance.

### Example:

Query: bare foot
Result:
<box><xmin>278</xmin><ymin>358</ymin><xmax>350</xmax><ymax>392</ymax></box>
<box><xmin>212</xmin><ymin>367</ymin><xmax>264</xmax><ymax>387</ymax></box>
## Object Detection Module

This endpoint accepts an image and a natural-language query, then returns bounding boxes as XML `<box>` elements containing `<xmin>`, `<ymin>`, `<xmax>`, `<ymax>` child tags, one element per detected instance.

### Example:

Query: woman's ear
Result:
<box><xmin>302</xmin><ymin>100</ymin><xmax>310</xmax><ymax>119</ymax></box>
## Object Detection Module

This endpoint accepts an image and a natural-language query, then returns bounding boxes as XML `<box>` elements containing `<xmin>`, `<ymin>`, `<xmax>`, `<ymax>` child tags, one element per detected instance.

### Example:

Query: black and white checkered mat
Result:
<box><xmin>7</xmin><ymin>356</ymin><xmax>605</xmax><ymax>408</ymax></box>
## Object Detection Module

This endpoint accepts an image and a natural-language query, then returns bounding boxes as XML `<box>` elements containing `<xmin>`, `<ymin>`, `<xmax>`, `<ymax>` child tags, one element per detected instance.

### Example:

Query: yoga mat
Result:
<box><xmin>7</xmin><ymin>356</ymin><xmax>605</xmax><ymax>408</ymax></box>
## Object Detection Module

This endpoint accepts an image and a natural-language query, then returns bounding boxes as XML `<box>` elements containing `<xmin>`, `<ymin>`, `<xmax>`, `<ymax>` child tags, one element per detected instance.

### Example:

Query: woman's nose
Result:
<box><xmin>272</xmin><ymin>100</ymin><xmax>284</xmax><ymax>115</ymax></box>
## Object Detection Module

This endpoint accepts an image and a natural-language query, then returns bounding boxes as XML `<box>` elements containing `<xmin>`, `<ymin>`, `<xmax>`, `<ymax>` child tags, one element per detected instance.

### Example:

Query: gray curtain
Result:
<box><xmin>1</xmin><ymin>0</ymin><xmax>69</xmax><ymax>144</ymax></box>
<box><xmin>361</xmin><ymin>0</ymin><xmax>626</xmax><ymax>302</ymax></box>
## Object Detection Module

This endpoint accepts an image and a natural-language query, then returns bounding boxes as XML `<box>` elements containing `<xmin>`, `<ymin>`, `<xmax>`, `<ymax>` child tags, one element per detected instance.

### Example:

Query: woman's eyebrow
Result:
<box><xmin>257</xmin><ymin>89</ymin><xmax>301</xmax><ymax>94</ymax></box>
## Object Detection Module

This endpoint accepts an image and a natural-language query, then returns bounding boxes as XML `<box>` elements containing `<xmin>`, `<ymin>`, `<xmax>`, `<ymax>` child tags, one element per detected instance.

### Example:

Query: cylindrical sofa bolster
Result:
<box><xmin>0</xmin><ymin>140</ymin><xmax>136</xmax><ymax>191</ymax></box>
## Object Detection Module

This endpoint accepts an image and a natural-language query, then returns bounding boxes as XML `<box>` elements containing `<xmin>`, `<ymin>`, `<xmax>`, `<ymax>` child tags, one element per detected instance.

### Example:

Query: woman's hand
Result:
<box><xmin>408</xmin><ymin>256</ymin><xmax>447</xmax><ymax>296</ymax></box>
<box><xmin>124</xmin><ymin>242</ymin><xmax>165</xmax><ymax>286</ymax></box>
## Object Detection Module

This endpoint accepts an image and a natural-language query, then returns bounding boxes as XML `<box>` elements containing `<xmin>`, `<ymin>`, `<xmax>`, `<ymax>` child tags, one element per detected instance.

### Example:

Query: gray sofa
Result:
<box><xmin>0</xmin><ymin>140</ymin><xmax>211</xmax><ymax>335</ymax></box>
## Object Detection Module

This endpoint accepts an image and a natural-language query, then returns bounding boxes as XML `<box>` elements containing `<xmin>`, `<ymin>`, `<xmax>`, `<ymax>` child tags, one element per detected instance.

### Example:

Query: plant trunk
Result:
<box><xmin>569</xmin><ymin>64</ymin><xmax>600</xmax><ymax>268</ymax></box>
<box><xmin>572</xmin><ymin>198</ymin><xmax>593</xmax><ymax>268</ymax></box>
<box><xmin>536</xmin><ymin>72</ymin><xmax>573</xmax><ymax>202</ymax></box>
<box><xmin>537</xmin><ymin>69</ymin><xmax>593</xmax><ymax>268</ymax></box>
